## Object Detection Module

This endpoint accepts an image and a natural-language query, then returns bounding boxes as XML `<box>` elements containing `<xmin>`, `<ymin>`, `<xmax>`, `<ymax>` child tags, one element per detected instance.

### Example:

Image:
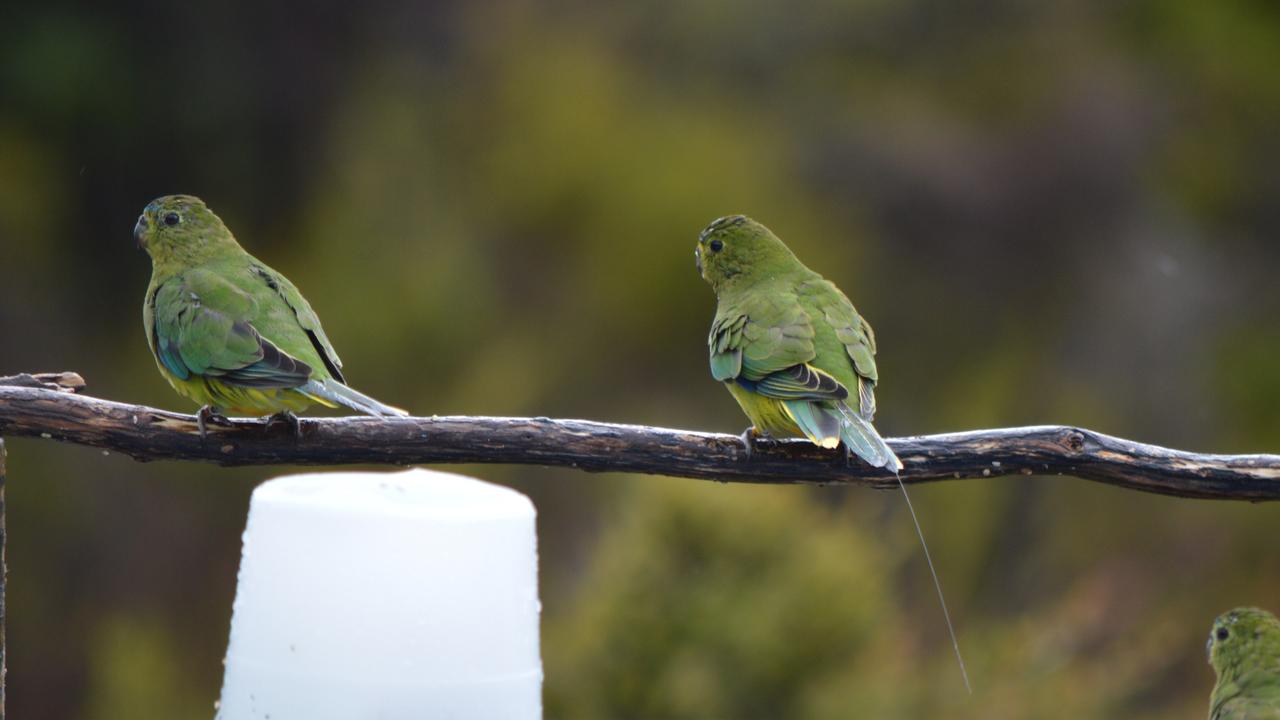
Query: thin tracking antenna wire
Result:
<box><xmin>895</xmin><ymin>471</ymin><xmax>972</xmax><ymax>695</ymax></box>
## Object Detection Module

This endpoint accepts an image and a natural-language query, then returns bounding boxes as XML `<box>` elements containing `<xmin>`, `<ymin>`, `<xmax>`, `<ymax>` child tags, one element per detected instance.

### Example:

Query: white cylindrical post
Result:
<box><xmin>216</xmin><ymin>469</ymin><xmax>541</xmax><ymax>719</ymax></box>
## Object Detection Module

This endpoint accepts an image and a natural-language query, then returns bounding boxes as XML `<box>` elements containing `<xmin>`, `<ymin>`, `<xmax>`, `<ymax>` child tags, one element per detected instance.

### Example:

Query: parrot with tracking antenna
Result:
<box><xmin>695</xmin><ymin>214</ymin><xmax>971</xmax><ymax>693</ymax></box>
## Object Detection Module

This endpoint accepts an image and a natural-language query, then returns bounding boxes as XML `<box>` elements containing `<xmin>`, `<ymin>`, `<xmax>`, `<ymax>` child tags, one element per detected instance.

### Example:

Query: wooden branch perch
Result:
<box><xmin>1</xmin><ymin>374</ymin><xmax>1277</xmax><ymax>501</ymax></box>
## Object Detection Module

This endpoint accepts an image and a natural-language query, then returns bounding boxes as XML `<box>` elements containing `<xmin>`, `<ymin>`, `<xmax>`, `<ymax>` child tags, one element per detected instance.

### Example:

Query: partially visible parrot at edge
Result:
<box><xmin>1208</xmin><ymin>607</ymin><xmax>1280</xmax><ymax>719</ymax></box>
<box><xmin>136</xmin><ymin>194</ymin><xmax>407</xmax><ymax>433</ymax></box>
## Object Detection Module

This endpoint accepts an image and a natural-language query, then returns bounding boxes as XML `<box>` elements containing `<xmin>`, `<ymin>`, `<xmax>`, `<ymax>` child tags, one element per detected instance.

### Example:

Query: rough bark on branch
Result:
<box><xmin>0</xmin><ymin>380</ymin><xmax>1277</xmax><ymax>501</ymax></box>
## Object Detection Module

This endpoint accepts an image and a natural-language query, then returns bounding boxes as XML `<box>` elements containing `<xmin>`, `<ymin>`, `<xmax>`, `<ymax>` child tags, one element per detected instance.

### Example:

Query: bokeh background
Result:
<box><xmin>2</xmin><ymin>0</ymin><xmax>1279</xmax><ymax>717</ymax></box>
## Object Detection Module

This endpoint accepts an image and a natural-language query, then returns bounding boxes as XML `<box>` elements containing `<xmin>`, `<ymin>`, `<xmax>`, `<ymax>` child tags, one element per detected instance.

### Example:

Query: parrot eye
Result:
<box><xmin>163</xmin><ymin>212</ymin><xmax>181</xmax><ymax>227</ymax></box>
<box><xmin>708</xmin><ymin>239</ymin><xmax>724</xmax><ymax>253</ymax></box>
<box><xmin>1217</xmin><ymin>627</ymin><xmax>1230</xmax><ymax>641</ymax></box>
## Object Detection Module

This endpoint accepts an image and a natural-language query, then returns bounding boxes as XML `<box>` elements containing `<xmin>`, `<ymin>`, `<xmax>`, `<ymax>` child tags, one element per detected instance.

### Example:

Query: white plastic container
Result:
<box><xmin>216</xmin><ymin>469</ymin><xmax>542</xmax><ymax>719</ymax></box>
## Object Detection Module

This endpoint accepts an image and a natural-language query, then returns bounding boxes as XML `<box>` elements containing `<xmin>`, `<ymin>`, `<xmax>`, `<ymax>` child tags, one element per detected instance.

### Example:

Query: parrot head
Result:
<box><xmin>135</xmin><ymin>194</ymin><xmax>239</xmax><ymax>266</ymax></box>
<box><xmin>695</xmin><ymin>215</ymin><xmax>802</xmax><ymax>292</ymax></box>
<box><xmin>1207</xmin><ymin>606</ymin><xmax>1280</xmax><ymax>676</ymax></box>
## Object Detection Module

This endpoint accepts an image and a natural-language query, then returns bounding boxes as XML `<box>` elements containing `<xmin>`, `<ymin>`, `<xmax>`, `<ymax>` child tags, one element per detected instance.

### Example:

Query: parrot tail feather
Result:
<box><xmin>835</xmin><ymin>401</ymin><xmax>902</xmax><ymax>472</ymax></box>
<box><xmin>781</xmin><ymin>400</ymin><xmax>842</xmax><ymax>448</ymax></box>
<box><xmin>301</xmin><ymin>379</ymin><xmax>408</xmax><ymax>417</ymax></box>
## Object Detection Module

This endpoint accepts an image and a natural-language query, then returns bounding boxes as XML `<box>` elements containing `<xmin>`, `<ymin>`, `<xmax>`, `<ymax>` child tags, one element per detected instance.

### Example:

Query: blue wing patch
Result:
<box><xmin>158</xmin><ymin>337</ymin><xmax>190</xmax><ymax>379</ymax></box>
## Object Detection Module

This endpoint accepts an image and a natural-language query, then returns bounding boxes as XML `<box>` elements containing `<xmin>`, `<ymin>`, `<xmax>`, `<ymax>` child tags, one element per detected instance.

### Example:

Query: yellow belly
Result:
<box><xmin>161</xmin><ymin>369</ymin><xmax>332</xmax><ymax>416</ymax></box>
<box><xmin>724</xmin><ymin>381</ymin><xmax>805</xmax><ymax>439</ymax></box>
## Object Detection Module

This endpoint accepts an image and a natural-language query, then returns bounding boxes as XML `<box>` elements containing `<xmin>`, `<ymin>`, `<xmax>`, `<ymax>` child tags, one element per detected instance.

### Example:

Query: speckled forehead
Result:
<box><xmin>144</xmin><ymin>195</ymin><xmax>204</xmax><ymax>215</ymax></box>
<box><xmin>1223</xmin><ymin>610</ymin><xmax>1260</xmax><ymax>627</ymax></box>
<box><xmin>699</xmin><ymin>214</ymin><xmax>747</xmax><ymax>241</ymax></box>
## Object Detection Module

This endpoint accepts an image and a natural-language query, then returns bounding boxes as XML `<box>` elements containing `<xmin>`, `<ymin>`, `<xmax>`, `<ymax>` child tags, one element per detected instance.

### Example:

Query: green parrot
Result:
<box><xmin>1208</xmin><ymin>607</ymin><xmax>1280</xmax><ymax>719</ymax></box>
<box><xmin>695</xmin><ymin>214</ymin><xmax>901</xmax><ymax>471</ymax></box>
<box><xmin>696</xmin><ymin>215</ymin><xmax>973</xmax><ymax>692</ymax></box>
<box><xmin>136</xmin><ymin>195</ymin><xmax>406</xmax><ymax>432</ymax></box>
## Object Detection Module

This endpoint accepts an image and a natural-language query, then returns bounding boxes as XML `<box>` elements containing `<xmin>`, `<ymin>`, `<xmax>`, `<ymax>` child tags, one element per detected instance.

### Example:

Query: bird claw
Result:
<box><xmin>264</xmin><ymin>410</ymin><xmax>303</xmax><ymax>440</ymax></box>
<box><xmin>195</xmin><ymin>405</ymin><xmax>230</xmax><ymax>441</ymax></box>
<box><xmin>740</xmin><ymin>427</ymin><xmax>760</xmax><ymax>461</ymax></box>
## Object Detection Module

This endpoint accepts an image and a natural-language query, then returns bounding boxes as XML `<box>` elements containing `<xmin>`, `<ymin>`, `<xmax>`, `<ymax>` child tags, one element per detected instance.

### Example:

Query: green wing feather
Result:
<box><xmin>151</xmin><ymin>269</ymin><xmax>314</xmax><ymax>388</ymax></box>
<box><xmin>801</xmin><ymin>278</ymin><xmax>880</xmax><ymax>419</ymax></box>
<box><xmin>738</xmin><ymin>293</ymin><xmax>816</xmax><ymax>381</ymax></box>
<box><xmin>709</xmin><ymin>290</ymin><xmax>819</xmax><ymax>383</ymax></box>
<box><xmin>709</xmin><ymin>290</ymin><xmax>849</xmax><ymax>402</ymax></box>
<box><xmin>708</xmin><ymin>313</ymin><xmax>747</xmax><ymax>381</ymax></box>
<box><xmin>756</xmin><ymin>363</ymin><xmax>848</xmax><ymax>400</ymax></box>
<box><xmin>248</xmin><ymin>263</ymin><xmax>345</xmax><ymax>382</ymax></box>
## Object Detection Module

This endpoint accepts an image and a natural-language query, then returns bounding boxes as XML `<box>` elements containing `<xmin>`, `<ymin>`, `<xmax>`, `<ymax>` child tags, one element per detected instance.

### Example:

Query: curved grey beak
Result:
<box><xmin>134</xmin><ymin>214</ymin><xmax>149</xmax><ymax>248</ymax></box>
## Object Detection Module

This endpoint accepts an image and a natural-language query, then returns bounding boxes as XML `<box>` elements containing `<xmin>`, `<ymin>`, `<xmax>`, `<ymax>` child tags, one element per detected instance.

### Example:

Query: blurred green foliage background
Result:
<box><xmin>2</xmin><ymin>0</ymin><xmax>1279</xmax><ymax>717</ymax></box>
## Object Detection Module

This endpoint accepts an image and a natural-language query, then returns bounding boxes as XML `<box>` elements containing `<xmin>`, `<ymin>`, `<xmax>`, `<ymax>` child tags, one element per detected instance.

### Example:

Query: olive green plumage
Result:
<box><xmin>1208</xmin><ymin>607</ymin><xmax>1280</xmax><ymax>719</ymax></box>
<box><xmin>136</xmin><ymin>195</ymin><xmax>406</xmax><ymax>418</ymax></box>
<box><xmin>696</xmin><ymin>215</ymin><xmax>901</xmax><ymax>471</ymax></box>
